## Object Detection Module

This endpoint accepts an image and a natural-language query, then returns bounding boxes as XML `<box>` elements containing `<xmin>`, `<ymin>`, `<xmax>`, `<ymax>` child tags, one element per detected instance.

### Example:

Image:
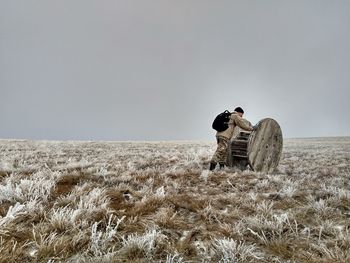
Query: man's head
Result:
<box><xmin>234</xmin><ymin>107</ymin><xmax>244</xmax><ymax>117</ymax></box>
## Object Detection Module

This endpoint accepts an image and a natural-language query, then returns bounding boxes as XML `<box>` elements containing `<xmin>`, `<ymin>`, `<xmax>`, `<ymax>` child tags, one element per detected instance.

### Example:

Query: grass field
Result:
<box><xmin>0</xmin><ymin>137</ymin><xmax>349</xmax><ymax>262</ymax></box>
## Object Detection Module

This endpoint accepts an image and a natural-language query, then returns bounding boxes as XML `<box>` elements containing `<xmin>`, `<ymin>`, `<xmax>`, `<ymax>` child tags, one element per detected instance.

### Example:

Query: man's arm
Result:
<box><xmin>233</xmin><ymin>115</ymin><xmax>254</xmax><ymax>131</ymax></box>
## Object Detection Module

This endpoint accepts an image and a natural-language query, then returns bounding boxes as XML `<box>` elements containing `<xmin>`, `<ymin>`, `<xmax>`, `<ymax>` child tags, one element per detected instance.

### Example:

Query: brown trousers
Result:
<box><xmin>211</xmin><ymin>137</ymin><xmax>229</xmax><ymax>164</ymax></box>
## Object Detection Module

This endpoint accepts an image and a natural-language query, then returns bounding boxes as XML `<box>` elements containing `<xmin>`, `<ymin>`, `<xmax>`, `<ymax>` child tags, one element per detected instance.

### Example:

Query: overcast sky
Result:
<box><xmin>1</xmin><ymin>1</ymin><xmax>349</xmax><ymax>141</ymax></box>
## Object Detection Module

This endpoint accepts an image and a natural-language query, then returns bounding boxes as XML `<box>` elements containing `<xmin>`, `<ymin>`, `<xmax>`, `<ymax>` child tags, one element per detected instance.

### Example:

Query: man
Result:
<box><xmin>210</xmin><ymin>107</ymin><xmax>255</xmax><ymax>171</ymax></box>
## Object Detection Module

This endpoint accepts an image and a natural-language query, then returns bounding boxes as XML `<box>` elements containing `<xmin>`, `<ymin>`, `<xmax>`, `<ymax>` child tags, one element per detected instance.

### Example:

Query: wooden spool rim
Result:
<box><xmin>247</xmin><ymin>118</ymin><xmax>283</xmax><ymax>173</ymax></box>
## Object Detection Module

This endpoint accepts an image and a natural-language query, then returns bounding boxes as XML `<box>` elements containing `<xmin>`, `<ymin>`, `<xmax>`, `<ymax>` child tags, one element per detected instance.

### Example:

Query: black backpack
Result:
<box><xmin>212</xmin><ymin>110</ymin><xmax>231</xmax><ymax>132</ymax></box>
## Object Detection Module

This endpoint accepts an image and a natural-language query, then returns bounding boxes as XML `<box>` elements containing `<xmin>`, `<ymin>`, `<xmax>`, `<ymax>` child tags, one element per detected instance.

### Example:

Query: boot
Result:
<box><xmin>209</xmin><ymin>162</ymin><xmax>217</xmax><ymax>171</ymax></box>
<box><xmin>219</xmin><ymin>163</ymin><xmax>226</xmax><ymax>169</ymax></box>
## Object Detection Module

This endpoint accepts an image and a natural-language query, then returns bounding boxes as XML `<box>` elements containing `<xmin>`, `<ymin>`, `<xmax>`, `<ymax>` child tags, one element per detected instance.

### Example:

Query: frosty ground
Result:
<box><xmin>0</xmin><ymin>137</ymin><xmax>349</xmax><ymax>262</ymax></box>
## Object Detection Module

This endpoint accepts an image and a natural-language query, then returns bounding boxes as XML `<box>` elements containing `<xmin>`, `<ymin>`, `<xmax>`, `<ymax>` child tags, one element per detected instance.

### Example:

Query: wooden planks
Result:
<box><xmin>247</xmin><ymin>118</ymin><xmax>283</xmax><ymax>173</ymax></box>
<box><xmin>229</xmin><ymin>131</ymin><xmax>251</xmax><ymax>169</ymax></box>
<box><xmin>228</xmin><ymin>118</ymin><xmax>252</xmax><ymax>168</ymax></box>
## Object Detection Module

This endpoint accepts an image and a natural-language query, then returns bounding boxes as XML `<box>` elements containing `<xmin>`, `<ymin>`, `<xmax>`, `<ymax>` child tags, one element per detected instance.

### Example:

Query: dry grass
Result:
<box><xmin>0</xmin><ymin>137</ymin><xmax>349</xmax><ymax>262</ymax></box>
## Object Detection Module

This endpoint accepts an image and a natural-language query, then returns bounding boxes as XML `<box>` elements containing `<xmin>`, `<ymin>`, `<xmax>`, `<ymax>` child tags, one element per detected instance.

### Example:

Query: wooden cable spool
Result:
<box><xmin>229</xmin><ymin>132</ymin><xmax>251</xmax><ymax>170</ymax></box>
<box><xmin>229</xmin><ymin>118</ymin><xmax>283</xmax><ymax>173</ymax></box>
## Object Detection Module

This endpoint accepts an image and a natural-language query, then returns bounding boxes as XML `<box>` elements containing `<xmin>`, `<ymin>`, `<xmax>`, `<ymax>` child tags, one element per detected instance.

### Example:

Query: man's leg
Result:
<box><xmin>219</xmin><ymin>163</ymin><xmax>226</xmax><ymax>169</ymax></box>
<box><xmin>209</xmin><ymin>162</ymin><xmax>216</xmax><ymax>171</ymax></box>
<box><xmin>210</xmin><ymin>137</ymin><xmax>229</xmax><ymax>170</ymax></box>
<box><xmin>210</xmin><ymin>138</ymin><xmax>219</xmax><ymax>170</ymax></box>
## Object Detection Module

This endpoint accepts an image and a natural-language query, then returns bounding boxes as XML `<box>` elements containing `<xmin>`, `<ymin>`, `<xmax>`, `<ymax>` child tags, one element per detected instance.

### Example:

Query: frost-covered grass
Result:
<box><xmin>0</xmin><ymin>137</ymin><xmax>349</xmax><ymax>262</ymax></box>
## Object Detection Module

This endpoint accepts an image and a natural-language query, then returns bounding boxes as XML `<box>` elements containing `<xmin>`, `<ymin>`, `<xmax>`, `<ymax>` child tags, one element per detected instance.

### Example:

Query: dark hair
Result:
<box><xmin>234</xmin><ymin>107</ymin><xmax>244</xmax><ymax>114</ymax></box>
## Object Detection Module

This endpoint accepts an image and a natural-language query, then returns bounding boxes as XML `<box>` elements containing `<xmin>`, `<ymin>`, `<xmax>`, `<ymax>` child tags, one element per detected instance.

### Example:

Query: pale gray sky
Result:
<box><xmin>1</xmin><ymin>1</ymin><xmax>349</xmax><ymax>141</ymax></box>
